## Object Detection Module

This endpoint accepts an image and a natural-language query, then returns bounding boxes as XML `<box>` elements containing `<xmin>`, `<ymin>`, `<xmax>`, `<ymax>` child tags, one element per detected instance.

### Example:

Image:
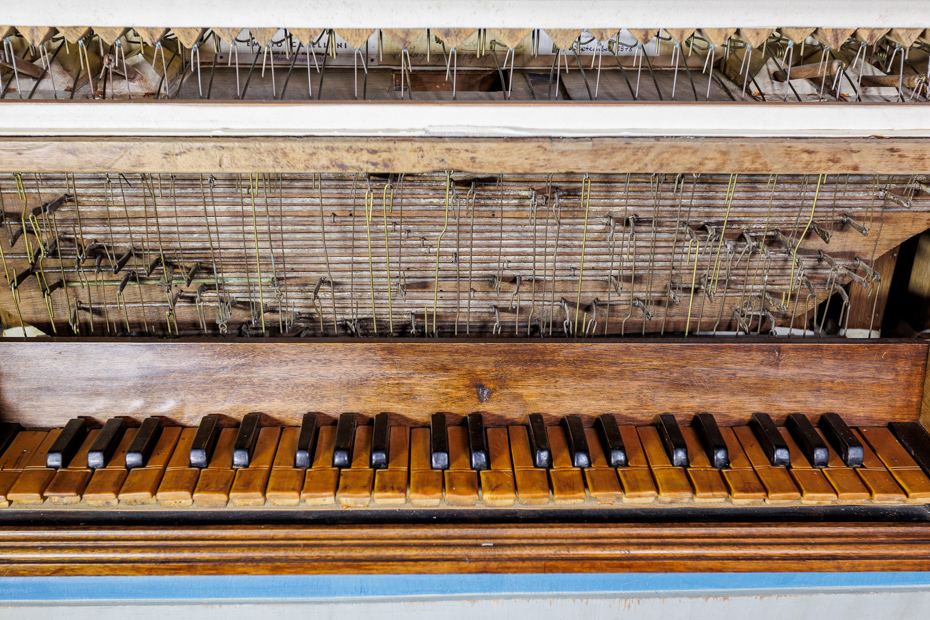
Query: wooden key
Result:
<box><xmin>480</xmin><ymin>470</ymin><xmax>516</xmax><ymax>506</ymax></box>
<box><xmin>851</xmin><ymin>429</ymin><xmax>884</xmax><ymax>469</ymax></box>
<box><xmin>563</xmin><ymin>415</ymin><xmax>590</xmax><ymax>468</ymax></box>
<box><xmin>719</xmin><ymin>427</ymin><xmax>752</xmax><ymax>469</ymax></box>
<box><xmin>859</xmin><ymin>427</ymin><xmax>919</xmax><ymax>469</ymax></box>
<box><xmin>125</xmin><ymin>417</ymin><xmax>162</xmax><ymax>470</ymax></box>
<box><xmin>547</xmin><ymin>425</ymin><xmax>573</xmax><ymax>469</ymax></box>
<box><xmin>618</xmin><ymin>426</ymin><xmax>647</xmax><ymax>467</ymax></box>
<box><xmin>513</xmin><ymin>468</ymin><xmax>550</xmax><ymax>505</ymax></box>
<box><xmin>8</xmin><ymin>430</ymin><xmax>61</xmax><ymax>505</ymax></box>
<box><xmin>409</xmin><ymin>427</ymin><xmax>442</xmax><ymax>506</ymax></box>
<box><xmin>156</xmin><ymin>428</ymin><xmax>200</xmax><ymax>507</ymax></box>
<box><xmin>617</xmin><ymin>468</ymin><xmax>657</xmax><ymax>503</ymax></box>
<box><xmin>88</xmin><ymin>419</ymin><xmax>127</xmax><ymax>470</ymax></box>
<box><xmin>595</xmin><ymin>415</ymin><xmax>626</xmax><ymax>467</ymax></box>
<box><xmin>584</xmin><ymin>468</ymin><xmax>622</xmax><ymax>504</ymax></box>
<box><xmin>294</xmin><ymin>413</ymin><xmax>318</xmax><ymax>469</ymax></box>
<box><xmin>83</xmin><ymin>428</ymin><xmax>138</xmax><ymax>506</ymax></box>
<box><xmin>467</xmin><ymin>413</ymin><xmax>488</xmax><ymax>470</ymax></box>
<box><xmin>447</xmin><ymin>425</ymin><xmax>470</xmax><ymax>470</ymax></box>
<box><xmin>789</xmin><ymin>469</ymin><xmax>838</xmax><ymax>503</ymax></box>
<box><xmin>0</xmin><ymin>471</ymin><xmax>20</xmax><ymax>507</ymax></box>
<box><xmin>301</xmin><ymin>425</ymin><xmax>338</xmax><ymax>505</ymax></box>
<box><xmin>754</xmin><ymin>467</ymin><xmax>801</xmax><ymax>503</ymax></box>
<box><xmin>266</xmin><ymin>427</ymin><xmax>302</xmax><ymax>506</ymax></box>
<box><xmin>822</xmin><ymin>467</ymin><xmax>871</xmax><ymax>501</ymax></box>
<box><xmin>857</xmin><ymin>468</ymin><xmax>906</xmax><ymax>503</ymax></box>
<box><xmin>733</xmin><ymin>426</ymin><xmax>773</xmax><ymax>469</ymax></box>
<box><xmin>7</xmin><ymin>469</ymin><xmax>55</xmax><ymax>504</ymax></box>
<box><xmin>479</xmin><ymin>427</ymin><xmax>515</xmax><ymax>506</ymax></box>
<box><xmin>508</xmin><ymin>426</ymin><xmax>535</xmax><ymax>469</ymax></box>
<box><xmin>0</xmin><ymin>431</ymin><xmax>47</xmax><ymax>470</ymax></box>
<box><xmin>230</xmin><ymin>427</ymin><xmax>281</xmax><ymax>506</ymax></box>
<box><xmin>692</xmin><ymin>414</ymin><xmax>728</xmax><ymax>469</ymax></box>
<box><xmin>687</xmin><ymin>469</ymin><xmax>728</xmax><ymax>503</ymax></box>
<box><xmin>333</xmin><ymin>413</ymin><xmax>357</xmax><ymax>468</ymax></box>
<box><xmin>370</xmin><ymin>413</ymin><xmax>390</xmax><ymax>469</ymax></box>
<box><xmin>637</xmin><ymin>426</ymin><xmax>673</xmax><ymax>468</ymax></box>
<box><xmin>680</xmin><ymin>427</ymin><xmax>711</xmax><ymax>468</ymax></box>
<box><xmin>786</xmin><ymin>414</ymin><xmax>828</xmax><ymax>468</ymax></box>
<box><xmin>819</xmin><ymin>413</ymin><xmax>864</xmax><ymax>468</ymax></box>
<box><xmin>189</xmin><ymin>415</ymin><xmax>219</xmax><ymax>469</ymax></box>
<box><xmin>0</xmin><ymin>424</ymin><xmax>21</xmax><ymax>460</ymax></box>
<box><xmin>445</xmin><ymin>470</ymin><xmax>479</xmax><ymax>506</ymax></box>
<box><xmin>527</xmin><ymin>414</ymin><xmax>551</xmax><ymax>468</ymax></box>
<box><xmin>749</xmin><ymin>413</ymin><xmax>789</xmax><ymax>466</ymax></box>
<box><xmin>652</xmin><ymin>467</ymin><xmax>692</xmax><ymax>502</ymax></box>
<box><xmin>657</xmin><ymin>414</ymin><xmax>688</xmax><ymax>467</ymax></box>
<box><xmin>722</xmin><ymin>469</ymin><xmax>767</xmax><ymax>504</ymax></box>
<box><xmin>550</xmin><ymin>469</ymin><xmax>585</xmax><ymax>504</ymax></box>
<box><xmin>778</xmin><ymin>427</ymin><xmax>812</xmax><ymax>469</ymax></box>
<box><xmin>816</xmin><ymin>428</ymin><xmax>847</xmax><ymax>468</ymax></box>
<box><xmin>430</xmin><ymin>413</ymin><xmax>449</xmax><ymax>470</ymax></box>
<box><xmin>373</xmin><ymin>427</ymin><xmax>410</xmax><ymax>505</ymax></box>
<box><xmin>232</xmin><ymin>413</ymin><xmax>262</xmax><ymax>469</ymax></box>
<box><xmin>487</xmin><ymin>428</ymin><xmax>512</xmax><ymax>471</ymax></box>
<box><xmin>45</xmin><ymin>429</ymin><xmax>99</xmax><ymax>505</ymax></box>
<box><xmin>890</xmin><ymin>469</ymin><xmax>930</xmax><ymax>503</ymax></box>
<box><xmin>118</xmin><ymin>426</ymin><xmax>182</xmax><ymax>505</ymax></box>
<box><xmin>337</xmin><ymin>426</ymin><xmax>374</xmax><ymax>506</ymax></box>
<box><xmin>890</xmin><ymin>422</ymin><xmax>930</xmax><ymax>478</ymax></box>
<box><xmin>584</xmin><ymin>428</ymin><xmax>608</xmax><ymax>468</ymax></box>
<box><xmin>192</xmin><ymin>428</ymin><xmax>237</xmax><ymax>507</ymax></box>
<box><xmin>47</xmin><ymin>419</ymin><xmax>88</xmax><ymax>469</ymax></box>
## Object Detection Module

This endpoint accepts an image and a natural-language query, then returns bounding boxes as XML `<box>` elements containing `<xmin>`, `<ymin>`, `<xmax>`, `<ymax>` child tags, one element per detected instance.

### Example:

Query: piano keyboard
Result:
<box><xmin>1</xmin><ymin>413</ymin><xmax>929</xmax><ymax>510</ymax></box>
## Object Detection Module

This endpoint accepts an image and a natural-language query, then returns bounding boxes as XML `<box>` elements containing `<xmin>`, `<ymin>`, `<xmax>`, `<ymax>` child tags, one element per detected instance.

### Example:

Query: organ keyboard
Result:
<box><xmin>3</xmin><ymin>0</ymin><xmax>930</xmax><ymax>576</ymax></box>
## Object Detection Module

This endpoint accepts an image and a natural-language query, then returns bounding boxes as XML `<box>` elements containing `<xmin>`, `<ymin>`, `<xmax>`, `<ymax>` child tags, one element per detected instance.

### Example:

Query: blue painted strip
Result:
<box><xmin>2</xmin><ymin>573</ymin><xmax>930</xmax><ymax>601</ymax></box>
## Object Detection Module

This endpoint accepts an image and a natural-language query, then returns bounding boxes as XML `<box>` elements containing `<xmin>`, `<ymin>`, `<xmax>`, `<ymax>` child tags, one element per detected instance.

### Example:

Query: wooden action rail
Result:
<box><xmin>2</xmin><ymin>416</ymin><xmax>930</xmax><ymax>509</ymax></box>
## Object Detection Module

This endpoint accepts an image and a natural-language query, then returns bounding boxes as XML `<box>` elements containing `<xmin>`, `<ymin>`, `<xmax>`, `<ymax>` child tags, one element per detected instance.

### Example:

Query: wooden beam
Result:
<box><xmin>2</xmin><ymin>521</ymin><xmax>930</xmax><ymax>575</ymax></box>
<box><xmin>0</xmin><ymin>339</ymin><xmax>925</xmax><ymax>428</ymax></box>
<box><xmin>845</xmin><ymin>248</ymin><xmax>900</xmax><ymax>338</ymax></box>
<box><xmin>4</xmin><ymin>137</ymin><xmax>930</xmax><ymax>175</ymax></box>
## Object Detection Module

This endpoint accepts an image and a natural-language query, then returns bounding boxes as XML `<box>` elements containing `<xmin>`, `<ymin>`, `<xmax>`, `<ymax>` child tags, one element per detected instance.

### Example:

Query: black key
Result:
<box><xmin>430</xmin><ymin>412</ymin><xmax>449</xmax><ymax>470</ymax></box>
<box><xmin>749</xmin><ymin>412</ymin><xmax>790</xmax><ymax>467</ymax></box>
<box><xmin>233</xmin><ymin>413</ymin><xmax>261</xmax><ymax>469</ymax></box>
<box><xmin>333</xmin><ymin>413</ymin><xmax>357</xmax><ymax>468</ymax></box>
<box><xmin>47</xmin><ymin>418</ymin><xmax>88</xmax><ymax>469</ymax></box>
<box><xmin>88</xmin><ymin>417</ymin><xmax>127</xmax><ymax>469</ymax></box>
<box><xmin>691</xmin><ymin>414</ymin><xmax>728</xmax><ymax>469</ymax></box>
<box><xmin>528</xmin><ymin>413</ymin><xmax>551</xmax><ymax>469</ymax></box>
<box><xmin>125</xmin><ymin>417</ymin><xmax>162</xmax><ymax>470</ymax></box>
<box><xmin>595</xmin><ymin>415</ymin><xmax>626</xmax><ymax>467</ymax></box>
<box><xmin>890</xmin><ymin>422</ymin><xmax>930</xmax><ymax>478</ymax></box>
<box><xmin>819</xmin><ymin>413</ymin><xmax>863</xmax><ymax>468</ymax></box>
<box><xmin>0</xmin><ymin>423</ymin><xmax>21</xmax><ymax>457</ymax></box>
<box><xmin>467</xmin><ymin>413</ymin><xmax>488</xmax><ymax>471</ymax></box>
<box><xmin>657</xmin><ymin>414</ymin><xmax>688</xmax><ymax>468</ymax></box>
<box><xmin>370</xmin><ymin>413</ymin><xmax>390</xmax><ymax>469</ymax></box>
<box><xmin>190</xmin><ymin>415</ymin><xmax>219</xmax><ymax>469</ymax></box>
<box><xmin>562</xmin><ymin>415</ymin><xmax>590</xmax><ymax>468</ymax></box>
<box><xmin>294</xmin><ymin>412</ymin><xmax>318</xmax><ymax>469</ymax></box>
<box><xmin>786</xmin><ymin>413</ymin><xmax>828</xmax><ymax>468</ymax></box>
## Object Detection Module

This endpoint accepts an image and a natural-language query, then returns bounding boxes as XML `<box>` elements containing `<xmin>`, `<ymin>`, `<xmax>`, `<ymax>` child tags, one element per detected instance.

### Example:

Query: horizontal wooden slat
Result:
<box><xmin>1</xmin><ymin>521</ymin><xmax>930</xmax><ymax>574</ymax></box>
<box><xmin>4</xmin><ymin>136</ymin><xmax>930</xmax><ymax>174</ymax></box>
<box><xmin>0</xmin><ymin>339</ymin><xmax>923</xmax><ymax>428</ymax></box>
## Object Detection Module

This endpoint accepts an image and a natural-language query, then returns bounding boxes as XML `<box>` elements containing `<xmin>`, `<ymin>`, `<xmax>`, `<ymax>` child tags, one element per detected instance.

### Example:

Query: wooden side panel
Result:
<box><xmin>0</xmin><ymin>339</ymin><xmax>924</xmax><ymax>428</ymax></box>
<box><xmin>1</xmin><ymin>522</ymin><xmax>930</xmax><ymax>575</ymax></box>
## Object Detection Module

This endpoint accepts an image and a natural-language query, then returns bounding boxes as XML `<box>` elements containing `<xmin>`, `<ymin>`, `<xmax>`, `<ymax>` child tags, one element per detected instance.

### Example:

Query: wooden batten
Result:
<box><xmin>0</xmin><ymin>340</ymin><xmax>924</xmax><ymax>429</ymax></box>
<box><xmin>490</xmin><ymin>29</ymin><xmax>532</xmax><ymax>49</ymax></box>
<box><xmin>813</xmin><ymin>28</ymin><xmax>856</xmax><ymax>49</ymax></box>
<box><xmin>134</xmin><ymin>27</ymin><xmax>169</xmax><ymax>47</ymax></box>
<box><xmin>434</xmin><ymin>28</ymin><xmax>475</xmax><ymax>50</ymax></box>
<box><xmin>55</xmin><ymin>27</ymin><xmax>91</xmax><ymax>43</ymax></box>
<box><xmin>545</xmin><ymin>29</ymin><xmax>582</xmax><ymax>50</ymax></box>
<box><xmin>4</xmin><ymin>136</ymin><xmax>930</xmax><ymax>175</ymax></box>
<box><xmin>701</xmin><ymin>28</ymin><xmax>736</xmax><ymax>48</ymax></box>
<box><xmin>779</xmin><ymin>28</ymin><xmax>815</xmax><ymax>44</ymax></box>
<box><xmin>738</xmin><ymin>28</ymin><xmax>774</xmax><ymax>49</ymax></box>
<box><xmin>93</xmin><ymin>27</ymin><xmax>128</xmax><ymax>46</ymax></box>
<box><xmin>855</xmin><ymin>28</ymin><xmax>890</xmax><ymax>46</ymax></box>
<box><xmin>15</xmin><ymin>27</ymin><xmax>56</xmax><ymax>48</ymax></box>
<box><xmin>334</xmin><ymin>29</ymin><xmax>373</xmax><ymax>50</ymax></box>
<box><xmin>171</xmin><ymin>28</ymin><xmax>207</xmax><ymax>49</ymax></box>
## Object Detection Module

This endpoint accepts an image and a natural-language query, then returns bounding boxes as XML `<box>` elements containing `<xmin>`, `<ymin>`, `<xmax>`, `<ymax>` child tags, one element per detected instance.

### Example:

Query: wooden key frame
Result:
<box><xmin>0</xmin><ymin>338</ymin><xmax>928</xmax><ymax>575</ymax></box>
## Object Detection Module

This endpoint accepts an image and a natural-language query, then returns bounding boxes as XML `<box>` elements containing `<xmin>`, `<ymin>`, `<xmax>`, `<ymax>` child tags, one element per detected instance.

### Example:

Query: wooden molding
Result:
<box><xmin>2</xmin><ymin>521</ymin><xmax>930</xmax><ymax>575</ymax></box>
<box><xmin>4</xmin><ymin>137</ymin><xmax>930</xmax><ymax>174</ymax></box>
<box><xmin>0</xmin><ymin>339</ymin><xmax>925</xmax><ymax>428</ymax></box>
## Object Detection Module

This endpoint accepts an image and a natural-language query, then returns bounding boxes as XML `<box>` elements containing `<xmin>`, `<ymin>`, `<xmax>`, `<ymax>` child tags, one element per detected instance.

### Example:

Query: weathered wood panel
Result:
<box><xmin>0</xmin><ymin>339</ymin><xmax>924</xmax><ymax>428</ymax></box>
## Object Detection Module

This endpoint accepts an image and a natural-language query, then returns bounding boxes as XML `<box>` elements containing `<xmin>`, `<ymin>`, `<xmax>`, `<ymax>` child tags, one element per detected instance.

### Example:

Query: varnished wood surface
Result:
<box><xmin>2</xmin><ymin>521</ymin><xmax>930</xmax><ymax>575</ymax></box>
<box><xmin>4</xmin><ymin>137</ymin><xmax>930</xmax><ymax>174</ymax></box>
<box><xmin>0</xmin><ymin>339</ymin><xmax>925</xmax><ymax>428</ymax></box>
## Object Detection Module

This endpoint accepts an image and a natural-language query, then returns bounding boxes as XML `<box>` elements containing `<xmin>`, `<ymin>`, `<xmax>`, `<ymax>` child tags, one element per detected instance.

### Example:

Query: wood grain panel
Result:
<box><xmin>4</xmin><ymin>137</ymin><xmax>930</xmax><ymax>175</ymax></box>
<box><xmin>1</xmin><ymin>521</ymin><xmax>930</xmax><ymax>575</ymax></box>
<box><xmin>0</xmin><ymin>339</ymin><xmax>924</xmax><ymax>428</ymax></box>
